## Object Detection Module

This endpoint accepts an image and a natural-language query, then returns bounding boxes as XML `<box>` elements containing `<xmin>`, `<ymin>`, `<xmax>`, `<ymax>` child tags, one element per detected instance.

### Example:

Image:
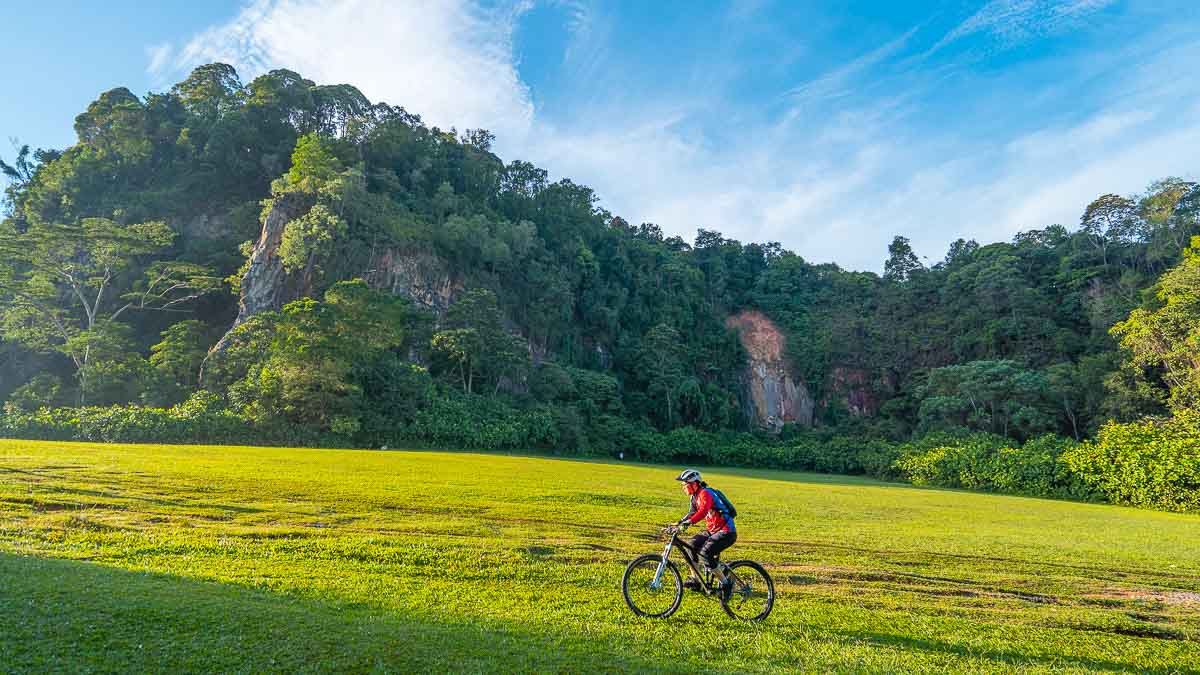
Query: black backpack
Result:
<box><xmin>708</xmin><ymin>487</ymin><xmax>737</xmax><ymax>520</ymax></box>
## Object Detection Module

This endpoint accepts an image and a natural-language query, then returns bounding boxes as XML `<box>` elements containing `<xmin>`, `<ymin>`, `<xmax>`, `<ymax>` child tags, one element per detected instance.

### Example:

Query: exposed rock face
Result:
<box><xmin>211</xmin><ymin>192</ymin><xmax>312</xmax><ymax>353</ymax></box>
<box><xmin>826</xmin><ymin>366</ymin><xmax>879</xmax><ymax>416</ymax></box>
<box><xmin>211</xmin><ymin>194</ymin><xmax>465</xmax><ymax>357</ymax></box>
<box><xmin>369</xmin><ymin>249</ymin><xmax>463</xmax><ymax>315</ymax></box>
<box><xmin>725</xmin><ymin>310</ymin><xmax>814</xmax><ymax>429</ymax></box>
<box><xmin>182</xmin><ymin>211</ymin><xmax>231</xmax><ymax>240</ymax></box>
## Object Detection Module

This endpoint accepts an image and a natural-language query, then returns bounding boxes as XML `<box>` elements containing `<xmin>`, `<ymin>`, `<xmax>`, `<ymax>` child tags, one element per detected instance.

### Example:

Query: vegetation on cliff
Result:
<box><xmin>1</xmin><ymin>64</ymin><xmax>1197</xmax><ymax>509</ymax></box>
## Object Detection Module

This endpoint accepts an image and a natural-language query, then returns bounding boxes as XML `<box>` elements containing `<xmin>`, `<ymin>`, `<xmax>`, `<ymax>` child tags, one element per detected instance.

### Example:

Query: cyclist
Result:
<box><xmin>674</xmin><ymin>468</ymin><xmax>736</xmax><ymax>592</ymax></box>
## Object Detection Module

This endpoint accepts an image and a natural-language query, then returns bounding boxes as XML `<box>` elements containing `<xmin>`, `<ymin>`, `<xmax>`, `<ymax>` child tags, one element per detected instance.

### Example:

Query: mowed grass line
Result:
<box><xmin>1</xmin><ymin>439</ymin><xmax>1198</xmax><ymax>673</ymax></box>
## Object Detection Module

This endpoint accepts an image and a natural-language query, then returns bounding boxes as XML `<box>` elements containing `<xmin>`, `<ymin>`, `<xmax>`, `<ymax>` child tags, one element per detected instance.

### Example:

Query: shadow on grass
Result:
<box><xmin>818</xmin><ymin>627</ymin><xmax>1182</xmax><ymax>674</ymax></box>
<box><xmin>0</xmin><ymin>553</ymin><xmax>675</xmax><ymax>673</ymax></box>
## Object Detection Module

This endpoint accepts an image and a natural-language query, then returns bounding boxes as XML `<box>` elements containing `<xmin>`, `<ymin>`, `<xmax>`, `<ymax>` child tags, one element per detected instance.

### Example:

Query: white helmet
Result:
<box><xmin>675</xmin><ymin>468</ymin><xmax>702</xmax><ymax>483</ymax></box>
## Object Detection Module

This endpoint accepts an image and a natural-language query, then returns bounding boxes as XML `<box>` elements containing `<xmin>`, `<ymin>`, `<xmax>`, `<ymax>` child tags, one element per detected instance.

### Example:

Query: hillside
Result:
<box><xmin>2</xmin><ymin>439</ymin><xmax>1198</xmax><ymax>672</ymax></box>
<box><xmin>1</xmin><ymin>64</ymin><xmax>1198</xmax><ymax>484</ymax></box>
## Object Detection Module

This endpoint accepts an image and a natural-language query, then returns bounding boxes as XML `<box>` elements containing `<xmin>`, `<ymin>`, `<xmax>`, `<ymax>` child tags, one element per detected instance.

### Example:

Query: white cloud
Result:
<box><xmin>930</xmin><ymin>0</ymin><xmax>1117</xmax><ymax>54</ymax></box>
<box><xmin>171</xmin><ymin>0</ymin><xmax>535</xmax><ymax>142</ymax></box>
<box><xmin>145</xmin><ymin>43</ymin><xmax>174</xmax><ymax>78</ymax></box>
<box><xmin>158</xmin><ymin>0</ymin><xmax>1199</xmax><ymax>271</ymax></box>
<box><xmin>785</xmin><ymin>25</ymin><xmax>919</xmax><ymax>110</ymax></box>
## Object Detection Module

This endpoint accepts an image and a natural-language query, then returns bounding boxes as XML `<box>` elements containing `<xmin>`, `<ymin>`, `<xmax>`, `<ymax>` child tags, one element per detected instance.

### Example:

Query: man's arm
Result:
<box><xmin>682</xmin><ymin>490</ymin><xmax>712</xmax><ymax>525</ymax></box>
<box><xmin>678</xmin><ymin>494</ymin><xmax>700</xmax><ymax>525</ymax></box>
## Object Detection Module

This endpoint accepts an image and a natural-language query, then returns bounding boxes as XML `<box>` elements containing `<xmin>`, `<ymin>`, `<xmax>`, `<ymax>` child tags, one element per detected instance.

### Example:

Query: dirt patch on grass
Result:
<box><xmin>529</xmin><ymin>492</ymin><xmax>673</xmax><ymax>508</ymax></box>
<box><xmin>776</xmin><ymin>565</ymin><xmax>1062</xmax><ymax>605</ymax></box>
<box><xmin>1088</xmin><ymin>588</ymin><xmax>1200</xmax><ymax>607</ymax></box>
<box><xmin>1066</xmin><ymin>622</ymin><xmax>1189</xmax><ymax>642</ymax></box>
<box><xmin>1165</xmin><ymin>592</ymin><xmax>1200</xmax><ymax>606</ymax></box>
<box><xmin>50</xmin><ymin>513</ymin><xmax>127</xmax><ymax>532</ymax></box>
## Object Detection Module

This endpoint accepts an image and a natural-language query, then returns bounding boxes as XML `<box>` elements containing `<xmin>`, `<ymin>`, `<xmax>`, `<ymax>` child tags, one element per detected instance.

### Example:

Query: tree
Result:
<box><xmin>0</xmin><ymin>218</ymin><xmax>218</xmax><ymax>403</ymax></box>
<box><xmin>150</xmin><ymin>320</ymin><xmax>212</xmax><ymax>391</ymax></box>
<box><xmin>918</xmin><ymin>360</ymin><xmax>1055</xmax><ymax>440</ymax></box>
<box><xmin>432</xmin><ymin>328</ymin><xmax>485</xmax><ymax>394</ymax></box>
<box><xmin>635</xmin><ymin>323</ymin><xmax>686</xmax><ymax>429</ymax></box>
<box><xmin>1142</xmin><ymin>179</ymin><xmax>1200</xmax><ymax>267</ymax></box>
<box><xmin>227</xmin><ymin>281</ymin><xmax>413</xmax><ymax>433</ymax></box>
<box><xmin>171</xmin><ymin>63</ymin><xmax>244</xmax><ymax>122</ymax></box>
<box><xmin>1111</xmin><ymin>237</ymin><xmax>1200</xmax><ymax>412</ymax></box>
<box><xmin>884</xmin><ymin>236</ymin><xmax>924</xmax><ymax>282</ymax></box>
<box><xmin>273</xmin><ymin>133</ymin><xmax>357</xmax><ymax>287</ymax></box>
<box><xmin>1080</xmin><ymin>194</ymin><xmax>1138</xmax><ymax>268</ymax></box>
<box><xmin>432</xmin><ymin>288</ymin><xmax>529</xmax><ymax>394</ymax></box>
<box><xmin>942</xmin><ymin>238</ymin><xmax>979</xmax><ymax>267</ymax></box>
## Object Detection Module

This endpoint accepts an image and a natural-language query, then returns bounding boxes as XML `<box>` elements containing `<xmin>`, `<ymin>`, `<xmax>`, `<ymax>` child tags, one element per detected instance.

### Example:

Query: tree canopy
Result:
<box><xmin>1</xmin><ymin>63</ymin><xmax>1197</xmax><ymax>451</ymax></box>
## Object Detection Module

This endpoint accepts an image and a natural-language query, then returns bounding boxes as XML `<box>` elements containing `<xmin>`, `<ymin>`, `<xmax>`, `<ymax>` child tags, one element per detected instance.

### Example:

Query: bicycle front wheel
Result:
<box><xmin>622</xmin><ymin>554</ymin><xmax>682</xmax><ymax>618</ymax></box>
<box><xmin>721</xmin><ymin>560</ymin><xmax>774</xmax><ymax>621</ymax></box>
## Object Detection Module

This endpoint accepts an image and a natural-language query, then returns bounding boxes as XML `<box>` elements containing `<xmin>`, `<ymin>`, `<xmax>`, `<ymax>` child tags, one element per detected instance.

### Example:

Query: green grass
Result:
<box><xmin>2</xmin><ymin>440</ymin><xmax>1199</xmax><ymax>673</ymax></box>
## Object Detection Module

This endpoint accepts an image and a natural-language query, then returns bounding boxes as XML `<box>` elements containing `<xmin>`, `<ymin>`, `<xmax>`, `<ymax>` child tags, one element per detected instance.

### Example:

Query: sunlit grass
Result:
<box><xmin>2</xmin><ymin>439</ymin><xmax>1198</xmax><ymax>673</ymax></box>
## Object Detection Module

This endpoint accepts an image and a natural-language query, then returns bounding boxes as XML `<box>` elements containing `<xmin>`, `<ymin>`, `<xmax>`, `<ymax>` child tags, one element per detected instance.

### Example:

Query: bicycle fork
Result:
<box><xmin>650</xmin><ymin>539</ymin><xmax>674</xmax><ymax>590</ymax></box>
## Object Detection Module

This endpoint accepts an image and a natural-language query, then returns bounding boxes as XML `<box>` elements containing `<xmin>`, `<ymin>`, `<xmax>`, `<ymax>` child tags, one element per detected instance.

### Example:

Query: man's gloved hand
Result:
<box><xmin>676</xmin><ymin>519</ymin><xmax>690</xmax><ymax>529</ymax></box>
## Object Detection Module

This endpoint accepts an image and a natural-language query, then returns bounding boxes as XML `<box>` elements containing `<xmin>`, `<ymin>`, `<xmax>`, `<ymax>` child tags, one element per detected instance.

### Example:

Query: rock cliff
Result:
<box><xmin>725</xmin><ymin>310</ymin><xmax>814</xmax><ymax>429</ymax></box>
<box><xmin>826</xmin><ymin>366</ymin><xmax>883</xmax><ymax>417</ymax></box>
<box><xmin>210</xmin><ymin>192</ymin><xmax>312</xmax><ymax>353</ymax></box>
<box><xmin>212</xmin><ymin>194</ymin><xmax>463</xmax><ymax>353</ymax></box>
<box><xmin>368</xmin><ymin>249</ymin><xmax>463</xmax><ymax>315</ymax></box>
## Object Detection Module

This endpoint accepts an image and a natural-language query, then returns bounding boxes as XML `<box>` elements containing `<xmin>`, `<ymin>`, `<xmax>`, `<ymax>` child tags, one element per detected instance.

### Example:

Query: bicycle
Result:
<box><xmin>621</xmin><ymin>524</ymin><xmax>774</xmax><ymax>621</ymax></box>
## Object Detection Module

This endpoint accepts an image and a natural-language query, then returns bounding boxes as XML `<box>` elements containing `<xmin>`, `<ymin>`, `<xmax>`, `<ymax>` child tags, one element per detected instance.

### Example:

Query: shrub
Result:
<box><xmin>893</xmin><ymin>432</ymin><xmax>1087</xmax><ymax>498</ymax></box>
<box><xmin>4</xmin><ymin>375</ymin><xmax>64</xmax><ymax>413</ymax></box>
<box><xmin>773</xmin><ymin>433</ymin><xmax>902</xmax><ymax>477</ymax></box>
<box><xmin>1062</xmin><ymin>411</ymin><xmax>1200</xmax><ymax>512</ymax></box>
<box><xmin>0</xmin><ymin>392</ymin><xmax>248</xmax><ymax>445</ymax></box>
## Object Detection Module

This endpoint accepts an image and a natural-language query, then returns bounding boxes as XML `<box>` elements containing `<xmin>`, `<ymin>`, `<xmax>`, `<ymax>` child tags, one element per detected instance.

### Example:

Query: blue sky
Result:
<box><xmin>3</xmin><ymin>1</ymin><xmax>1199</xmax><ymax>270</ymax></box>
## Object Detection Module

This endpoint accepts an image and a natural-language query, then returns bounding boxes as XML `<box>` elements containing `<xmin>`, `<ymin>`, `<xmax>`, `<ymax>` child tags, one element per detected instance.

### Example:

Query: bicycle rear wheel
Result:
<box><xmin>720</xmin><ymin>560</ymin><xmax>774</xmax><ymax>621</ymax></box>
<box><xmin>622</xmin><ymin>554</ymin><xmax>682</xmax><ymax>618</ymax></box>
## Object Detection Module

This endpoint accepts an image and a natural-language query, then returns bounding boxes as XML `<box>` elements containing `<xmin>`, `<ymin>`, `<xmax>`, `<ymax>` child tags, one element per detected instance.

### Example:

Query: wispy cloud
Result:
<box><xmin>170</xmin><ymin>0</ymin><xmax>535</xmax><ymax>142</ymax></box>
<box><xmin>155</xmin><ymin>0</ymin><xmax>1198</xmax><ymax>271</ymax></box>
<box><xmin>145</xmin><ymin>43</ymin><xmax>174</xmax><ymax>79</ymax></box>
<box><xmin>930</xmin><ymin>0</ymin><xmax>1117</xmax><ymax>54</ymax></box>
<box><xmin>784</xmin><ymin>25</ymin><xmax>921</xmax><ymax>110</ymax></box>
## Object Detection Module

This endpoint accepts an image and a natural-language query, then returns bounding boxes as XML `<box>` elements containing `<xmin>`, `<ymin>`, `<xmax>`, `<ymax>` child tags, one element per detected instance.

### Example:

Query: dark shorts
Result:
<box><xmin>689</xmin><ymin>530</ymin><xmax>737</xmax><ymax>567</ymax></box>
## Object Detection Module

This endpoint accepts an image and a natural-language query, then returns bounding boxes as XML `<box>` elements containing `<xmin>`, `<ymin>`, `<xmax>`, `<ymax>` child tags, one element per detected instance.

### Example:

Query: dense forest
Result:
<box><xmin>2</xmin><ymin>65</ymin><xmax>1197</xmax><ymax>509</ymax></box>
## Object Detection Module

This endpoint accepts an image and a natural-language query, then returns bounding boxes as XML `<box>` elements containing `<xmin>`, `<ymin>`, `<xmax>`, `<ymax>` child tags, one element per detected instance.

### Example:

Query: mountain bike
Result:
<box><xmin>621</xmin><ymin>525</ymin><xmax>774</xmax><ymax>621</ymax></box>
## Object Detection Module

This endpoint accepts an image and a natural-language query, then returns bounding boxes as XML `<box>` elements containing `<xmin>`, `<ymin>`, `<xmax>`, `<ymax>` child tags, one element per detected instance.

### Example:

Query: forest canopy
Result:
<box><xmin>1</xmin><ymin>65</ymin><xmax>1197</xmax><ymax>509</ymax></box>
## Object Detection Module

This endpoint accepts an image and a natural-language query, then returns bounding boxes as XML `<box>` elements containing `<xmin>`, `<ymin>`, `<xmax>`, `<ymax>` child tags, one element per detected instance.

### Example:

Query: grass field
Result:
<box><xmin>1</xmin><ymin>439</ymin><xmax>1199</xmax><ymax>673</ymax></box>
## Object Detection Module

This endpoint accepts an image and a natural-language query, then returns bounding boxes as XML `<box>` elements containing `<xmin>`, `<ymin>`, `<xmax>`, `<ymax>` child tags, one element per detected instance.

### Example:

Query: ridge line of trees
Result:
<box><xmin>1</xmin><ymin>64</ymin><xmax>1198</xmax><ymax>511</ymax></box>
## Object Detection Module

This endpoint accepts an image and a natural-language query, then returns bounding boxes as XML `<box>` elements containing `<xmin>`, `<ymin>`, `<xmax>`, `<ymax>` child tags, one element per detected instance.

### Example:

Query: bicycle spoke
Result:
<box><xmin>720</xmin><ymin>561</ymin><xmax>774</xmax><ymax>621</ymax></box>
<box><xmin>623</xmin><ymin>556</ymin><xmax>682</xmax><ymax>618</ymax></box>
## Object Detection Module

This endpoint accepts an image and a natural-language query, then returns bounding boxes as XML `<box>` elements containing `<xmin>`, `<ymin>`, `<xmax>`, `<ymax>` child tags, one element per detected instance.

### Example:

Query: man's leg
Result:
<box><xmin>699</xmin><ymin>530</ymin><xmax>737</xmax><ymax>570</ymax></box>
<box><xmin>683</xmin><ymin>532</ymin><xmax>711</xmax><ymax>591</ymax></box>
<box><xmin>699</xmin><ymin>530</ymin><xmax>738</xmax><ymax>596</ymax></box>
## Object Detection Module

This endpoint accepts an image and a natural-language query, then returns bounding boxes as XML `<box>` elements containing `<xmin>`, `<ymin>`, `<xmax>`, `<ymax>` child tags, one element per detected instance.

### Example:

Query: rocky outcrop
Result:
<box><xmin>211</xmin><ymin>193</ymin><xmax>466</xmax><ymax>357</ymax></box>
<box><xmin>725</xmin><ymin>310</ymin><xmax>814</xmax><ymax>429</ymax></box>
<box><xmin>210</xmin><ymin>192</ymin><xmax>312</xmax><ymax>353</ymax></box>
<box><xmin>182</xmin><ymin>211</ymin><xmax>232</xmax><ymax>241</ymax></box>
<box><xmin>826</xmin><ymin>366</ymin><xmax>880</xmax><ymax>417</ymax></box>
<box><xmin>368</xmin><ymin>249</ymin><xmax>463</xmax><ymax>315</ymax></box>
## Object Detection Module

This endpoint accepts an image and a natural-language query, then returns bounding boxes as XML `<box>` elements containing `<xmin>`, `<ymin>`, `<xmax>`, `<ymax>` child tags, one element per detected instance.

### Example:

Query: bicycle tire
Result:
<box><xmin>720</xmin><ymin>560</ymin><xmax>774</xmax><ymax>622</ymax></box>
<box><xmin>621</xmin><ymin>554</ymin><xmax>683</xmax><ymax>618</ymax></box>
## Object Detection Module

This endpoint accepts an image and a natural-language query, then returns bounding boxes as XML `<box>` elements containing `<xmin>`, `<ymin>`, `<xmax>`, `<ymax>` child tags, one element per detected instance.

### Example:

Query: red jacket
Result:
<box><xmin>683</xmin><ymin>486</ymin><xmax>734</xmax><ymax>533</ymax></box>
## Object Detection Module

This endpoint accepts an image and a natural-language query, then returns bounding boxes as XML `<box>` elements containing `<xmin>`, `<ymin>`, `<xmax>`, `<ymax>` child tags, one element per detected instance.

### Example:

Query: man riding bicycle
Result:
<box><xmin>674</xmin><ymin>469</ymin><xmax>736</xmax><ymax>592</ymax></box>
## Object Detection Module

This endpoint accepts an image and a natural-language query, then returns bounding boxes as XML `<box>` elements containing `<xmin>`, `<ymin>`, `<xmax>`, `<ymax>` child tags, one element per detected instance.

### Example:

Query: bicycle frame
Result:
<box><xmin>651</xmin><ymin>531</ymin><xmax>720</xmax><ymax>596</ymax></box>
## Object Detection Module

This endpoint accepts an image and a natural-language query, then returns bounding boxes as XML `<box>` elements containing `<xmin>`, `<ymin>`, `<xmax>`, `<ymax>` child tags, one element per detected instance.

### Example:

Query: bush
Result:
<box><xmin>893</xmin><ymin>432</ymin><xmax>1087</xmax><ymax>498</ymax></box>
<box><xmin>0</xmin><ymin>392</ymin><xmax>248</xmax><ymax>445</ymax></box>
<box><xmin>771</xmin><ymin>433</ymin><xmax>902</xmax><ymax>478</ymax></box>
<box><xmin>9</xmin><ymin>391</ymin><xmax>1194</xmax><ymax>514</ymax></box>
<box><xmin>1062</xmin><ymin>411</ymin><xmax>1200</xmax><ymax>512</ymax></box>
<box><xmin>4</xmin><ymin>375</ymin><xmax>64</xmax><ymax>413</ymax></box>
